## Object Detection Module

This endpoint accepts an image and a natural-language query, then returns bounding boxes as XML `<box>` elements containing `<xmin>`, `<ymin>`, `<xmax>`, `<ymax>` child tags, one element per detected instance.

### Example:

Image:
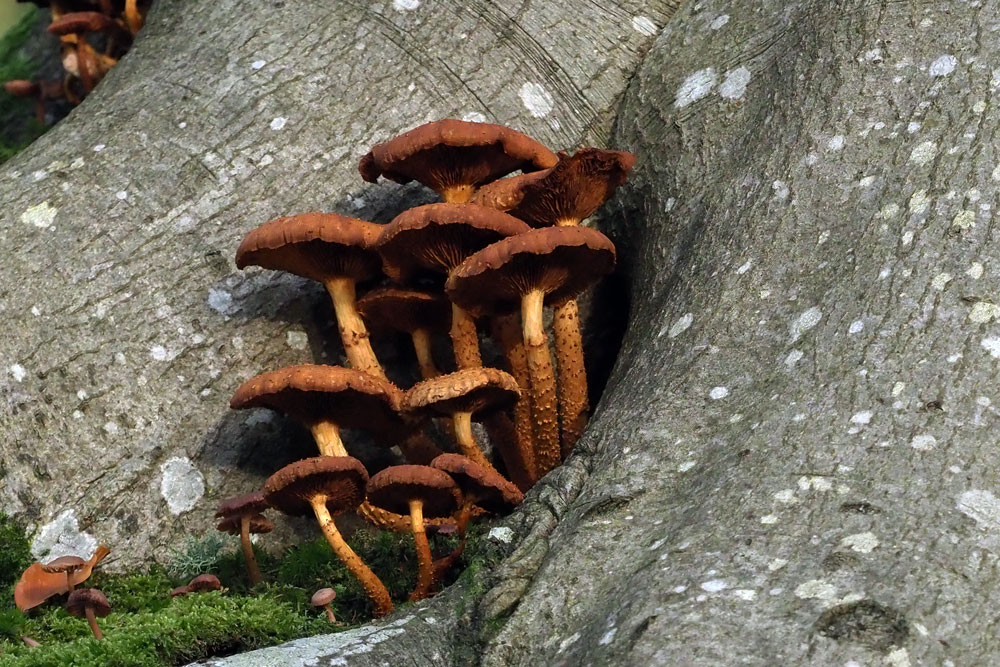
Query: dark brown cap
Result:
<box><xmin>359</xmin><ymin>119</ymin><xmax>558</xmax><ymax>196</ymax></box>
<box><xmin>311</xmin><ymin>587</ymin><xmax>336</xmax><ymax>606</ymax></box>
<box><xmin>170</xmin><ymin>585</ymin><xmax>190</xmax><ymax>598</ymax></box>
<box><xmin>264</xmin><ymin>456</ymin><xmax>369</xmax><ymax>517</ymax></box>
<box><xmin>66</xmin><ymin>588</ymin><xmax>111</xmax><ymax>617</ymax></box>
<box><xmin>3</xmin><ymin>80</ymin><xmax>40</xmax><ymax>97</ymax></box>
<box><xmin>229</xmin><ymin>365</ymin><xmax>406</xmax><ymax>438</ymax></box>
<box><xmin>403</xmin><ymin>368</ymin><xmax>519</xmax><ymax>419</ymax></box>
<box><xmin>445</xmin><ymin>226</ymin><xmax>616</xmax><ymax>316</ymax></box>
<box><xmin>472</xmin><ymin>148</ymin><xmax>635</xmax><ymax>227</ymax></box>
<box><xmin>187</xmin><ymin>574</ymin><xmax>222</xmax><ymax>592</ymax></box>
<box><xmin>430</xmin><ymin>453</ymin><xmax>523</xmax><ymax>513</ymax></box>
<box><xmin>367</xmin><ymin>465</ymin><xmax>460</xmax><ymax>518</ymax></box>
<box><xmin>48</xmin><ymin>12</ymin><xmax>119</xmax><ymax>36</ymax></box>
<box><xmin>357</xmin><ymin>287</ymin><xmax>451</xmax><ymax>335</ymax></box>
<box><xmin>375</xmin><ymin>203</ymin><xmax>530</xmax><ymax>281</ymax></box>
<box><xmin>235</xmin><ymin>212</ymin><xmax>383</xmax><ymax>284</ymax></box>
<box><xmin>41</xmin><ymin>555</ymin><xmax>86</xmax><ymax>575</ymax></box>
<box><xmin>216</xmin><ymin>513</ymin><xmax>274</xmax><ymax>535</ymax></box>
<box><xmin>215</xmin><ymin>491</ymin><xmax>269</xmax><ymax>519</ymax></box>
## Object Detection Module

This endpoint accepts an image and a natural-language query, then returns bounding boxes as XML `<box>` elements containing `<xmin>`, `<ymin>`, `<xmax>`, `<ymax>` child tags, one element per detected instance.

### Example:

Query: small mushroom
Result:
<box><xmin>14</xmin><ymin>544</ymin><xmax>110</xmax><ymax>611</ymax></box>
<box><xmin>356</xmin><ymin>287</ymin><xmax>452</xmax><ymax>381</ymax></box>
<box><xmin>311</xmin><ymin>587</ymin><xmax>338</xmax><ymax>624</ymax></box>
<box><xmin>66</xmin><ymin>588</ymin><xmax>111</xmax><ymax>640</ymax></box>
<box><xmin>187</xmin><ymin>573</ymin><xmax>223</xmax><ymax>593</ymax></box>
<box><xmin>169</xmin><ymin>585</ymin><xmax>190</xmax><ymax>598</ymax></box>
<box><xmin>40</xmin><ymin>555</ymin><xmax>86</xmax><ymax>592</ymax></box>
<box><xmin>265</xmin><ymin>456</ymin><xmax>393</xmax><ymax>617</ymax></box>
<box><xmin>367</xmin><ymin>465</ymin><xmax>460</xmax><ymax>601</ymax></box>
<box><xmin>21</xmin><ymin>636</ymin><xmax>41</xmax><ymax>648</ymax></box>
<box><xmin>215</xmin><ymin>491</ymin><xmax>273</xmax><ymax>586</ymax></box>
<box><xmin>359</xmin><ymin>119</ymin><xmax>558</xmax><ymax>203</ymax></box>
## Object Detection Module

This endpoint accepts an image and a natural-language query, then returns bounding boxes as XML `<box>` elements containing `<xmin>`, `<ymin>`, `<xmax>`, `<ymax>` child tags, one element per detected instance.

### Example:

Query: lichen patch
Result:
<box><xmin>674</xmin><ymin>68</ymin><xmax>717</xmax><ymax>108</ymax></box>
<box><xmin>160</xmin><ymin>457</ymin><xmax>206</xmax><ymax>515</ymax></box>
<box><xmin>519</xmin><ymin>82</ymin><xmax>554</xmax><ymax>117</ymax></box>
<box><xmin>20</xmin><ymin>201</ymin><xmax>58</xmax><ymax>229</ymax></box>
<box><xmin>30</xmin><ymin>509</ymin><xmax>98</xmax><ymax>561</ymax></box>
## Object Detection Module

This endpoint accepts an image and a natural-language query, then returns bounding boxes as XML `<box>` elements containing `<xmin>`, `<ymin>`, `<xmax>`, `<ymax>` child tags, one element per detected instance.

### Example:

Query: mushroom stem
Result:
<box><xmin>84</xmin><ymin>606</ymin><xmax>102</xmax><ymax>640</ymax></box>
<box><xmin>324</xmin><ymin>277</ymin><xmax>387</xmax><ymax>380</ymax></box>
<box><xmin>411</xmin><ymin>328</ymin><xmax>440</xmax><ymax>379</ymax></box>
<box><xmin>450</xmin><ymin>304</ymin><xmax>482</xmax><ymax>369</ymax></box>
<box><xmin>552</xmin><ymin>299</ymin><xmax>588</xmax><ymax>457</ymax></box>
<box><xmin>521</xmin><ymin>289</ymin><xmax>561</xmax><ymax>476</ymax></box>
<box><xmin>491</xmin><ymin>314</ymin><xmax>537</xmax><ymax>487</ymax></box>
<box><xmin>239</xmin><ymin>515</ymin><xmax>262</xmax><ymax>586</ymax></box>
<box><xmin>452</xmin><ymin>411</ymin><xmax>501</xmax><ymax>475</ymax></box>
<box><xmin>311</xmin><ymin>420</ymin><xmax>348</xmax><ymax>457</ymax></box>
<box><xmin>311</xmin><ymin>499</ymin><xmax>393</xmax><ymax>617</ymax></box>
<box><xmin>431</xmin><ymin>501</ymin><xmax>473</xmax><ymax>584</ymax></box>
<box><xmin>322</xmin><ymin>604</ymin><xmax>336</xmax><ymax>624</ymax></box>
<box><xmin>124</xmin><ymin>0</ymin><xmax>143</xmax><ymax>34</ymax></box>
<box><xmin>408</xmin><ymin>499</ymin><xmax>435</xmax><ymax>601</ymax></box>
<box><xmin>440</xmin><ymin>184</ymin><xmax>476</xmax><ymax>203</ymax></box>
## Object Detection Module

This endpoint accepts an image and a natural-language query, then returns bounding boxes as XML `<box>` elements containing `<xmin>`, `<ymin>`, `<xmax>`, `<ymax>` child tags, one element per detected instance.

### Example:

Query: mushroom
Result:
<box><xmin>402</xmin><ymin>368</ymin><xmax>523</xmax><ymax>480</ymax></box>
<box><xmin>14</xmin><ymin>544</ymin><xmax>110</xmax><ymax>611</ymax></box>
<box><xmin>40</xmin><ymin>555</ymin><xmax>86</xmax><ymax>592</ymax></box>
<box><xmin>472</xmin><ymin>149</ymin><xmax>634</xmax><ymax>454</ymax></box>
<box><xmin>265</xmin><ymin>456</ymin><xmax>393</xmax><ymax>617</ymax></box>
<box><xmin>48</xmin><ymin>12</ymin><xmax>124</xmax><ymax>93</ymax></box>
<box><xmin>169</xmin><ymin>585</ymin><xmax>190</xmax><ymax>598</ymax></box>
<box><xmin>446</xmin><ymin>226</ymin><xmax>616</xmax><ymax>476</ymax></box>
<box><xmin>235</xmin><ymin>212</ymin><xmax>387</xmax><ymax>379</ymax></box>
<box><xmin>356</xmin><ymin>286</ymin><xmax>451</xmax><ymax>381</ymax></box>
<box><xmin>215</xmin><ymin>491</ymin><xmax>272</xmax><ymax>586</ymax></box>
<box><xmin>311</xmin><ymin>588</ymin><xmax>338</xmax><ymax>624</ymax></box>
<box><xmin>359</xmin><ymin>118</ymin><xmax>558</xmax><ymax>203</ymax></box>
<box><xmin>366</xmin><ymin>465</ymin><xmax>460</xmax><ymax>601</ymax></box>
<box><xmin>21</xmin><ymin>636</ymin><xmax>41</xmax><ymax>648</ymax></box>
<box><xmin>187</xmin><ymin>573</ymin><xmax>222</xmax><ymax>593</ymax></box>
<box><xmin>488</xmin><ymin>314</ymin><xmax>535</xmax><ymax>488</ymax></box>
<box><xmin>66</xmin><ymin>588</ymin><xmax>110</xmax><ymax>639</ymax></box>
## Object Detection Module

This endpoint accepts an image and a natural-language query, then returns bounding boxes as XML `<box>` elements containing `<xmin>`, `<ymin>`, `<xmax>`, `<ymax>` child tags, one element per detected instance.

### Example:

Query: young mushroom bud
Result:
<box><xmin>311</xmin><ymin>588</ymin><xmax>338</xmax><ymax>624</ymax></box>
<box><xmin>66</xmin><ymin>588</ymin><xmax>111</xmax><ymax>640</ymax></box>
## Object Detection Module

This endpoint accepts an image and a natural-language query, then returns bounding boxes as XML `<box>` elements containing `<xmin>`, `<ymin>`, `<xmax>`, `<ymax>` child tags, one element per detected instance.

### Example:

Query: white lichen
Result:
<box><xmin>20</xmin><ymin>201</ymin><xmax>57</xmax><ymax>229</ymax></box>
<box><xmin>630</xmin><ymin>15</ymin><xmax>657</xmax><ymax>36</ymax></box>
<box><xmin>719</xmin><ymin>67</ymin><xmax>752</xmax><ymax>100</ymax></box>
<box><xmin>519</xmin><ymin>82</ymin><xmax>554</xmax><ymax>117</ymax></box>
<box><xmin>160</xmin><ymin>457</ymin><xmax>205</xmax><ymax>515</ymax></box>
<box><xmin>840</xmin><ymin>531</ymin><xmax>879</xmax><ymax>553</ymax></box>
<box><xmin>674</xmin><ymin>68</ymin><xmax>717</xmax><ymax>108</ymax></box>
<box><xmin>31</xmin><ymin>510</ymin><xmax>98</xmax><ymax>561</ymax></box>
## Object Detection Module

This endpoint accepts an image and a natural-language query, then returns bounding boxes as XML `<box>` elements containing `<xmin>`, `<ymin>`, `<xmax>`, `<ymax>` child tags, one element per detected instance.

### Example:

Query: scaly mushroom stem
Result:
<box><xmin>84</xmin><ymin>606</ymin><xmax>102</xmax><ymax>640</ymax></box>
<box><xmin>521</xmin><ymin>289</ymin><xmax>560</xmax><ymax>476</ymax></box>
<box><xmin>324</xmin><ymin>277</ymin><xmax>387</xmax><ymax>380</ymax></box>
<box><xmin>311</xmin><ymin>499</ymin><xmax>393</xmax><ymax>617</ymax></box>
<box><xmin>491</xmin><ymin>315</ymin><xmax>537</xmax><ymax>487</ymax></box>
<box><xmin>239</xmin><ymin>515</ymin><xmax>262</xmax><ymax>586</ymax></box>
<box><xmin>441</xmin><ymin>184</ymin><xmax>476</xmax><ymax>203</ymax></box>
<box><xmin>431</xmin><ymin>501</ymin><xmax>474</xmax><ymax>585</ymax></box>
<box><xmin>311</xmin><ymin>421</ymin><xmax>348</xmax><ymax>457</ymax></box>
<box><xmin>411</xmin><ymin>328</ymin><xmax>440</xmax><ymax>379</ymax></box>
<box><xmin>452</xmin><ymin>411</ymin><xmax>501</xmax><ymax>475</ymax></box>
<box><xmin>553</xmin><ymin>299</ymin><xmax>588</xmax><ymax>457</ymax></box>
<box><xmin>124</xmin><ymin>0</ymin><xmax>143</xmax><ymax>34</ymax></box>
<box><xmin>450</xmin><ymin>304</ymin><xmax>482</xmax><ymax>369</ymax></box>
<box><xmin>408</xmin><ymin>499</ymin><xmax>435</xmax><ymax>601</ymax></box>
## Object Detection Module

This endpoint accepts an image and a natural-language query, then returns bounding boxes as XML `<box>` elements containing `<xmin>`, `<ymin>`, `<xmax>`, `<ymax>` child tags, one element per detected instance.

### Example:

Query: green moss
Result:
<box><xmin>0</xmin><ymin>8</ymin><xmax>46</xmax><ymax>164</ymax></box>
<box><xmin>0</xmin><ymin>513</ymin><xmax>33</xmax><ymax>612</ymax></box>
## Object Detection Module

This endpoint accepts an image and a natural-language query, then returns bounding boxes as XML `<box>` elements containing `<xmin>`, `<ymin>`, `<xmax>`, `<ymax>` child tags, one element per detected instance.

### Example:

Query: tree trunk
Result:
<box><xmin>4</xmin><ymin>0</ymin><xmax>996</xmax><ymax>665</ymax></box>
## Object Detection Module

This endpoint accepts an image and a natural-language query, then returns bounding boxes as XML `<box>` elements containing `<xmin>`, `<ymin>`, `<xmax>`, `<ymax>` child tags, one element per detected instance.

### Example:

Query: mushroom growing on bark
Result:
<box><xmin>473</xmin><ymin>148</ymin><xmax>634</xmax><ymax>454</ymax></box>
<box><xmin>359</xmin><ymin>118</ymin><xmax>558</xmax><ymax>203</ymax></box>
<box><xmin>265</xmin><ymin>456</ymin><xmax>393</xmax><ymax>617</ymax></box>
<box><xmin>356</xmin><ymin>286</ymin><xmax>451</xmax><ymax>381</ymax></box>
<box><xmin>446</xmin><ymin>226</ymin><xmax>616</xmax><ymax>476</ymax></box>
<box><xmin>215</xmin><ymin>491</ymin><xmax>272</xmax><ymax>586</ymax></box>
<box><xmin>66</xmin><ymin>588</ymin><xmax>110</xmax><ymax>640</ymax></box>
<box><xmin>367</xmin><ymin>465</ymin><xmax>460</xmax><ymax>601</ymax></box>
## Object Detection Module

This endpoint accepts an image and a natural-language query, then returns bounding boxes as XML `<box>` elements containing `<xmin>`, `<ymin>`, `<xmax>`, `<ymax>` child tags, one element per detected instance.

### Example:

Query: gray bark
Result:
<box><xmin>6</xmin><ymin>0</ymin><xmax>1000</xmax><ymax>665</ymax></box>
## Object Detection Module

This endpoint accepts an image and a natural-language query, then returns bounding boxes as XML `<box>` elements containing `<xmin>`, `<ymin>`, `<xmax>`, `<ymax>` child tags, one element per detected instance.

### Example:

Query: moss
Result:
<box><xmin>0</xmin><ymin>513</ymin><xmax>33</xmax><ymax>612</ymax></box>
<box><xmin>0</xmin><ymin>8</ymin><xmax>46</xmax><ymax>164</ymax></box>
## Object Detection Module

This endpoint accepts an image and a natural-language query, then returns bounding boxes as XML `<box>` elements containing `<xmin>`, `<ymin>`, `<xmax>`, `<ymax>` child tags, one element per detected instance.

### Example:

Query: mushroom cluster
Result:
<box><xmin>3</xmin><ymin>0</ymin><xmax>150</xmax><ymax>122</ymax></box>
<box><xmin>224</xmin><ymin>118</ymin><xmax>632</xmax><ymax>617</ymax></box>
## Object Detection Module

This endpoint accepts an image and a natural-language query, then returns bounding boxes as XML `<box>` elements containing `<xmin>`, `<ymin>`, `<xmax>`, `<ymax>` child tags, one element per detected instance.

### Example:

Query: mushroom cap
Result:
<box><xmin>235</xmin><ymin>212</ymin><xmax>383</xmax><ymax>284</ymax></box>
<box><xmin>445</xmin><ymin>226</ymin><xmax>616</xmax><ymax>317</ymax></box>
<box><xmin>170</xmin><ymin>585</ymin><xmax>190</xmax><ymax>598</ymax></box>
<box><xmin>356</xmin><ymin>286</ymin><xmax>451</xmax><ymax>335</ymax></box>
<box><xmin>358</xmin><ymin>119</ymin><xmax>558</xmax><ymax>194</ymax></box>
<box><xmin>264</xmin><ymin>456</ymin><xmax>369</xmax><ymax>517</ymax></box>
<box><xmin>66</xmin><ymin>588</ymin><xmax>111</xmax><ymax>617</ymax></box>
<box><xmin>311</xmin><ymin>587</ymin><xmax>337</xmax><ymax>606</ymax></box>
<box><xmin>216</xmin><ymin>513</ymin><xmax>274</xmax><ymax>535</ymax></box>
<box><xmin>367</xmin><ymin>465</ymin><xmax>460</xmax><ymax>518</ymax></box>
<box><xmin>3</xmin><ymin>80</ymin><xmax>40</xmax><ymax>97</ymax></box>
<box><xmin>229</xmin><ymin>365</ymin><xmax>408</xmax><ymax>440</ymax></box>
<box><xmin>403</xmin><ymin>368</ymin><xmax>520</xmax><ymax>419</ymax></box>
<box><xmin>41</xmin><ymin>555</ymin><xmax>86</xmax><ymax>574</ymax></box>
<box><xmin>187</xmin><ymin>574</ymin><xmax>222</xmax><ymax>592</ymax></box>
<box><xmin>48</xmin><ymin>11</ymin><xmax>116</xmax><ymax>35</ymax></box>
<box><xmin>375</xmin><ymin>203</ymin><xmax>530</xmax><ymax>281</ymax></box>
<box><xmin>430</xmin><ymin>453</ymin><xmax>524</xmax><ymax>513</ymax></box>
<box><xmin>215</xmin><ymin>491</ymin><xmax>269</xmax><ymax>518</ymax></box>
<box><xmin>472</xmin><ymin>148</ymin><xmax>635</xmax><ymax>227</ymax></box>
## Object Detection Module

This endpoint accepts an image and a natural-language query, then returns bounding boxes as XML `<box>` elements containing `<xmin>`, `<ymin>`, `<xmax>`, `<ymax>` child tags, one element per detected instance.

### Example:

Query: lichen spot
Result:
<box><xmin>980</xmin><ymin>337</ymin><xmax>1000</xmax><ymax>359</ymax></box>
<box><xmin>931</xmin><ymin>272</ymin><xmax>952</xmax><ymax>291</ymax></box>
<box><xmin>772</xmin><ymin>180</ymin><xmax>790</xmax><ymax>200</ymax></box>
<box><xmin>910</xmin><ymin>434</ymin><xmax>937</xmax><ymax>451</ymax></box>
<box><xmin>849</xmin><ymin>320</ymin><xmax>864</xmax><ymax>334</ymax></box>
<box><xmin>967</xmin><ymin>262</ymin><xmax>984</xmax><ymax>279</ymax></box>
<box><xmin>957</xmin><ymin>489</ymin><xmax>1000</xmax><ymax>531</ymax></box>
<box><xmin>886</xmin><ymin>648</ymin><xmax>912</xmax><ymax>667</ymax></box>
<box><xmin>969</xmin><ymin>301</ymin><xmax>1000</xmax><ymax>324</ymax></box>
<box><xmin>20</xmin><ymin>201</ymin><xmax>57</xmax><ymax>229</ymax></box>
<box><xmin>784</xmin><ymin>350</ymin><xmax>803</xmax><ymax>366</ymax></box>
<box><xmin>840</xmin><ymin>531</ymin><xmax>879</xmax><ymax>553</ymax></box>
<box><xmin>732</xmin><ymin>589</ymin><xmax>756</xmax><ymax>601</ymax></box>
<box><xmin>908</xmin><ymin>141</ymin><xmax>938</xmax><ymax>165</ymax></box>
<box><xmin>791</xmin><ymin>306</ymin><xmax>822</xmax><ymax>341</ymax></box>
<box><xmin>952</xmin><ymin>210</ymin><xmax>975</xmax><ymax>231</ymax></box>
<box><xmin>709</xmin><ymin>386</ymin><xmax>729</xmax><ymax>400</ymax></box>
<box><xmin>269</xmin><ymin>117</ymin><xmax>287</xmax><ymax>131</ymax></box>
<box><xmin>160</xmin><ymin>457</ymin><xmax>205</xmax><ymax>515</ymax></box>
<box><xmin>30</xmin><ymin>510</ymin><xmax>98</xmax><ymax>561</ymax></box>
<box><xmin>665</xmin><ymin>312</ymin><xmax>693</xmax><ymax>338</ymax></box>
<box><xmin>630</xmin><ymin>15</ymin><xmax>657</xmax><ymax>36</ymax></box>
<box><xmin>719</xmin><ymin>66</ymin><xmax>751</xmax><ymax>100</ymax></box>
<box><xmin>908</xmin><ymin>189</ymin><xmax>930</xmax><ymax>214</ymax></box>
<box><xmin>674</xmin><ymin>68</ymin><xmax>717</xmax><ymax>108</ymax></box>
<box><xmin>827</xmin><ymin>135</ymin><xmax>845</xmax><ymax>151</ymax></box>
<box><xmin>150</xmin><ymin>345</ymin><xmax>170</xmax><ymax>361</ymax></box>
<box><xmin>710</xmin><ymin>14</ymin><xmax>729</xmax><ymax>30</ymax></box>
<box><xmin>700</xmin><ymin>579</ymin><xmax>728</xmax><ymax>592</ymax></box>
<box><xmin>850</xmin><ymin>411</ymin><xmax>872</xmax><ymax>425</ymax></box>
<box><xmin>207</xmin><ymin>288</ymin><xmax>235</xmax><ymax>316</ymax></box>
<box><xmin>795</xmin><ymin>579</ymin><xmax>837</xmax><ymax>601</ymax></box>
<box><xmin>461</xmin><ymin>111</ymin><xmax>487</xmax><ymax>123</ymax></box>
<box><xmin>286</xmin><ymin>330</ymin><xmax>309</xmax><ymax>350</ymax></box>
<box><xmin>488</xmin><ymin>526</ymin><xmax>514</xmax><ymax>544</ymax></box>
<box><xmin>251</xmin><ymin>59</ymin><xmax>266</xmax><ymax>70</ymax></box>
<box><xmin>392</xmin><ymin>0</ymin><xmax>420</xmax><ymax>10</ymax></box>
<box><xmin>9</xmin><ymin>363</ymin><xmax>26</xmax><ymax>382</ymax></box>
<box><xmin>929</xmin><ymin>54</ymin><xmax>957</xmax><ymax>77</ymax></box>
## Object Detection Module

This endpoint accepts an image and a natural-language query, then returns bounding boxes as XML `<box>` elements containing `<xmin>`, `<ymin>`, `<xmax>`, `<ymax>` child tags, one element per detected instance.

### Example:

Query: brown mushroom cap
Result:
<box><xmin>445</xmin><ymin>226</ymin><xmax>616</xmax><ymax>317</ymax></box>
<box><xmin>357</xmin><ymin>287</ymin><xmax>452</xmax><ymax>335</ymax></box>
<box><xmin>48</xmin><ymin>11</ymin><xmax>117</xmax><ymax>36</ymax></box>
<box><xmin>311</xmin><ymin>588</ymin><xmax>337</xmax><ymax>606</ymax></box>
<box><xmin>65</xmin><ymin>588</ymin><xmax>110</xmax><ymax>617</ymax></box>
<box><xmin>359</xmin><ymin>119</ymin><xmax>558</xmax><ymax>193</ymax></box>
<box><xmin>403</xmin><ymin>368</ymin><xmax>520</xmax><ymax>419</ymax></box>
<box><xmin>264</xmin><ymin>456</ymin><xmax>369</xmax><ymax>517</ymax></box>
<box><xmin>367</xmin><ymin>465</ymin><xmax>460</xmax><ymax>518</ymax></box>
<box><xmin>430</xmin><ymin>453</ymin><xmax>524</xmax><ymax>513</ymax></box>
<box><xmin>170</xmin><ymin>585</ymin><xmax>190</xmax><ymax>598</ymax></box>
<box><xmin>472</xmin><ymin>148</ymin><xmax>635</xmax><ymax>227</ymax></box>
<box><xmin>229</xmin><ymin>364</ymin><xmax>407</xmax><ymax>439</ymax></box>
<box><xmin>375</xmin><ymin>203</ymin><xmax>530</xmax><ymax>282</ymax></box>
<box><xmin>41</xmin><ymin>555</ymin><xmax>86</xmax><ymax>574</ymax></box>
<box><xmin>215</xmin><ymin>491</ymin><xmax>269</xmax><ymax>519</ymax></box>
<box><xmin>235</xmin><ymin>212</ymin><xmax>383</xmax><ymax>284</ymax></box>
<box><xmin>216</xmin><ymin>514</ymin><xmax>274</xmax><ymax>535</ymax></box>
<box><xmin>187</xmin><ymin>574</ymin><xmax>222</xmax><ymax>592</ymax></box>
<box><xmin>4</xmin><ymin>80</ymin><xmax>40</xmax><ymax>97</ymax></box>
